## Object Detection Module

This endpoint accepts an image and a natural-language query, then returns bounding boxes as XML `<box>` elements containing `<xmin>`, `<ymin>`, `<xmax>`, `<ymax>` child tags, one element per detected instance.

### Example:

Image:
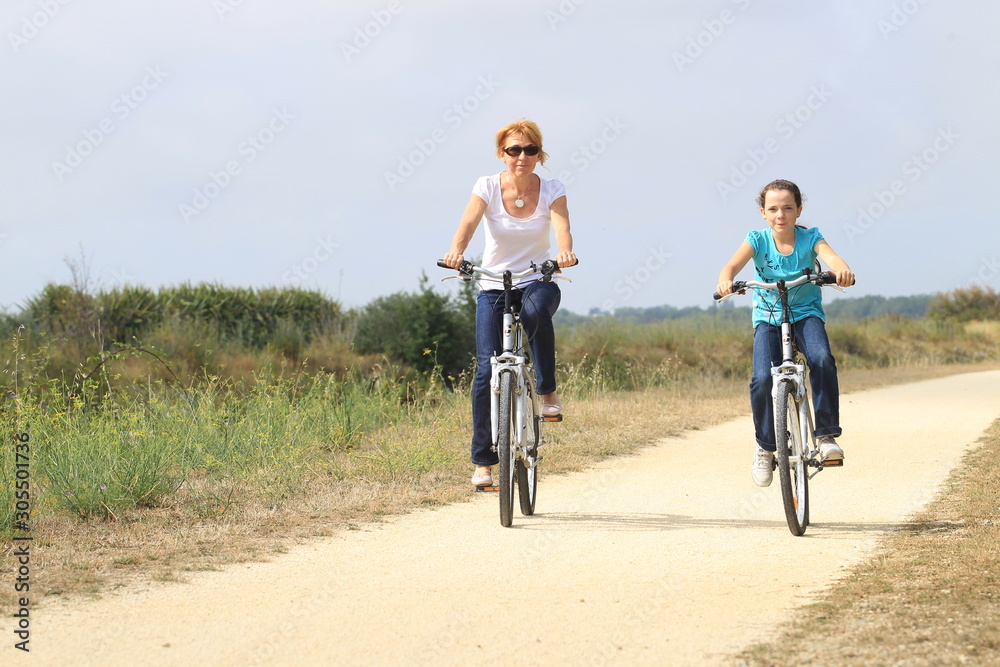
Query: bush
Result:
<box><xmin>928</xmin><ymin>286</ymin><xmax>1000</xmax><ymax>323</ymax></box>
<box><xmin>352</xmin><ymin>274</ymin><xmax>475</xmax><ymax>381</ymax></box>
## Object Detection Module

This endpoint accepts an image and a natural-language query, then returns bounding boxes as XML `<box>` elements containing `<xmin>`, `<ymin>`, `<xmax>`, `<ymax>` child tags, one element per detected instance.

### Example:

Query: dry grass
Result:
<box><xmin>737</xmin><ymin>416</ymin><xmax>1000</xmax><ymax>666</ymax></box>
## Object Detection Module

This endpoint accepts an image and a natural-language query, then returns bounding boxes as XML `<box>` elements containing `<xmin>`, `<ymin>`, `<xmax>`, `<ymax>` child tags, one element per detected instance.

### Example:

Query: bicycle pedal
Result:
<box><xmin>822</xmin><ymin>459</ymin><xmax>844</xmax><ymax>467</ymax></box>
<box><xmin>542</xmin><ymin>414</ymin><xmax>562</xmax><ymax>422</ymax></box>
<box><xmin>475</xmin><ymin>485</ymin><xmax>499</xmax><ymax>492</ymax></box>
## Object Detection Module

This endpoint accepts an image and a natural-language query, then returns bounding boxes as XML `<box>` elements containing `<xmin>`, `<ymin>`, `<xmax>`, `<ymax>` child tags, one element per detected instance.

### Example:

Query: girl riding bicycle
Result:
<box><xmin>716</xmin><ymin>179</ymin><xmax>855</xmax><ymax>488</ymax></box>
<box><xmin>442</xmin><ymin>119</ymin><xmax>577</xmax><ymax>488</ymax></box>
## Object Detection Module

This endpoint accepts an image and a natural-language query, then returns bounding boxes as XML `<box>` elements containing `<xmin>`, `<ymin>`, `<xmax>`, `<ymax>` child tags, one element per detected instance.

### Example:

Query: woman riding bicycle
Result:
<box><xmin>441</xmin><ymin>119</ymin><xmax>577</xmax><ymax>487</ymax></box>
<box><xmin>716</xmin><ymin>179</ymin><xmax>855</xmax><ymax>488</ymax></box>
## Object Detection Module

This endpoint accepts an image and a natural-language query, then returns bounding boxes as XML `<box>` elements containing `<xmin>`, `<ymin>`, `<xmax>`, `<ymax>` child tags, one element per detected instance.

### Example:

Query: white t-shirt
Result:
<box><xmin>471</xmin><ymin>172</ymin><xmax>567</xmax><ymax>289</ymax></box>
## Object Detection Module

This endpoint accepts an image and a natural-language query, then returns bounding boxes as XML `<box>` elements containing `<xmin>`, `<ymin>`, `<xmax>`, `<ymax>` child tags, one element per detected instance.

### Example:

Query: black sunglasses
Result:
<box><xmin>503</xmin><ymin>144</ymin><xmax>540</xmax><ymax>157</ymax></box>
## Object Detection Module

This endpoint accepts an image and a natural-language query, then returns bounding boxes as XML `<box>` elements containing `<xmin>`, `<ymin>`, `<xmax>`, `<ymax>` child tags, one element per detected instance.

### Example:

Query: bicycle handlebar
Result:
<box><xmin>713</xmin><ymin>270</ymin><xmax>853</xmax><ymax>301</ymax></box>
<box><xmin>437</xmin><ymin>258</ymin><xmax>579</xmax><ymax>282</ymax></box>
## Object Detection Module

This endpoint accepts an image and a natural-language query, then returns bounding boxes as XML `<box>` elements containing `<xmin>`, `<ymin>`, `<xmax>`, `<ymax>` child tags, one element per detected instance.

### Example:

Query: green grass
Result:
<box><xmin>0</xmin><ymin>364</ymin><xmax>456</xmax><ymax>532</ymax></box>
<box><xmin>1</xmin><ymin>313</ymin><xmax>998</xmax><ymax>535</ymax></box>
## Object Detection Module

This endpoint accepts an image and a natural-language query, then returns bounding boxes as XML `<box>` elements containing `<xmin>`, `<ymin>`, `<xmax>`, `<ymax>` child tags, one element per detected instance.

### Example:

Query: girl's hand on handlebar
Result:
<box><xmin>441</xmin><ymin>252</ymin><xmax>464</xmax><ymax>270</ymax></box>
<box><xmin>832</xmin><ymin>269</ymin><xmax>855</xmax><ymax>287</ymax></box>
<box><xmin>716</xmin><ymin>280</ymin><xmax>734</xmax><ymax>297</ymax></box>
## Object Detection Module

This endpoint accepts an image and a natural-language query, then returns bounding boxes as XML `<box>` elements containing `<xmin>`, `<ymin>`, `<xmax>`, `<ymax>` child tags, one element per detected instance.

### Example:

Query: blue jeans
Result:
<box><xmin>470</xmin><ymin>281</ymin><xmax>561</xmax><ymax>466</ymax></box>
<box><xmin>750</xmin><ymin>317</ymin><xmax>842</xmax><ymax>452</ymax></box>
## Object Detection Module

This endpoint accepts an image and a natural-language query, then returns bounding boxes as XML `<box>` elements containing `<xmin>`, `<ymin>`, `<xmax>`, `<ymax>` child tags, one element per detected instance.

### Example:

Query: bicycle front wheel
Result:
<box><xmin>497</xmin><ymin>371</ymin><xmax>516</xmax><ymax>527</ymax></box>
<box><xmin>775</xmin><ymin>381</ymin><xmax>809</xmax><ymax>536</ymax></box>
<box><xmin>516</xmin><ymin>401</ymin><xmax>538</xmax><ymax>516</ymax></box>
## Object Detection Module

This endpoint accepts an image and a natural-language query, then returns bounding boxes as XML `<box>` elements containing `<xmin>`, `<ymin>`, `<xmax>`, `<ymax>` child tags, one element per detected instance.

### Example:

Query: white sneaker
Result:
<box><xmin>752</xmin><ymin>446</ymin><xmax>774</xmax><ymax>487</ymax></box>
<box><xmin>818</xmin><ymin>436</ymin><xmax>844</xmax><ymax>462</ymax></box>
<box><xmin>471</xmin><ymin>467</ymin><xmax>493</xmax><ymax>487</ymax></box>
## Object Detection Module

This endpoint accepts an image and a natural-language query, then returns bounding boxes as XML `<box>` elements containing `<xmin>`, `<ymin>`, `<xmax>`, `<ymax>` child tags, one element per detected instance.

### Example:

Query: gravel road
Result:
<box><xmin>12</xmin><ymin>370</ymin><xmax>1000</xmax><ymax>666</ymax></box>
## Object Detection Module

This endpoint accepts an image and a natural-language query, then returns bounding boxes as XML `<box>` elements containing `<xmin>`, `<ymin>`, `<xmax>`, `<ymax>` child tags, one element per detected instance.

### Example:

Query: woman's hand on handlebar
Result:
<box><xmin>554</xmin><ymin>251</ymin><xmax>578</xmax><ymax>268</ymax></box>
<box><xmin>441</xmin><ymin>252</ymin><xmax>464</xmax><ymax>270</ymax></box>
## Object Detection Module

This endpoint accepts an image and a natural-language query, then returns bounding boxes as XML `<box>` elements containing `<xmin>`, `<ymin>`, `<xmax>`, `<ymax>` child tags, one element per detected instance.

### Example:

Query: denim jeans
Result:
<box><xmin>749</xmin><ymin>316</ymin><xmax>842</xmax><ymax>451</ymax></box>
<box><xmin>470</xmin><ymin>281</ymin><xmax>561</xmax><ymax>466</ymax></box>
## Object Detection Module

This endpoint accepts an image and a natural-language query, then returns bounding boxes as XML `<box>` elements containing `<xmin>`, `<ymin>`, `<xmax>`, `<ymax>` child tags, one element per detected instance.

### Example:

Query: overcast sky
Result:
<box><xmin>3</xmin><ymin>1</ymin><xmax>998</xmax><ymax>316</ymax></box>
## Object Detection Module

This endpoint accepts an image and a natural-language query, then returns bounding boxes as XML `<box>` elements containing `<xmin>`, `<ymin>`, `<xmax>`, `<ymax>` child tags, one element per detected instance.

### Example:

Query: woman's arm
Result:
<box><xmin>549</xmin><ymin>195</ymin><xmax>576</xmax><ymax>267</ymax></box>
<box><xmin>717</xmin><ymin>241</ymin><xmax>754</xmax><ymax>296</ymax></box>
<box><xmin>443</xmin><ymin>195</ymin><xmax>487</xmax><ymax>268</ymax></box>
<box><xmin>815</xmin><ymin>240</ymin><xmax>855</xmax><ymax>287</ymax></box>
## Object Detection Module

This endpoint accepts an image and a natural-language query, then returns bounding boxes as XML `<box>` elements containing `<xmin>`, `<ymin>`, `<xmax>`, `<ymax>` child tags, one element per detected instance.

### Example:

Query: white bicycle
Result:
<box><xmin>716</xmin><ymin>269</ymin><xmax>850</xmax><ymax>536</ymax></box>
<box><xmin>439</xmin><ymin>259</ymin><xmax>574</xmax><ymax>527</ymax></box>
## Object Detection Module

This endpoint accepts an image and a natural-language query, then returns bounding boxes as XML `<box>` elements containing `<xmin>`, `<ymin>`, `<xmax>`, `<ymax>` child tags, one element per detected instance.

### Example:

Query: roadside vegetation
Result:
<box><xmin>1</xmin><ymin>273</ymin><xmax>999</xmax><ymax>666</ymax></box>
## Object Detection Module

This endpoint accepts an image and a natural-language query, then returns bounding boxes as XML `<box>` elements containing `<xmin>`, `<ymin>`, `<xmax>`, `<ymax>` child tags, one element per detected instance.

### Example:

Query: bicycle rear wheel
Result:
<box><xmin>775</xmin><ymin>381</ymin><xmax>809</xmax><ymax>536</ymax></box>
<box><xmin>516</xmin><ymin>399</ymin><xmax>538</xmax><ymax>516</ymax></box>
<box><xmin>497</xmin><ymin>371</ymin><xmax>516</xmax><ymax>527</ymax></box>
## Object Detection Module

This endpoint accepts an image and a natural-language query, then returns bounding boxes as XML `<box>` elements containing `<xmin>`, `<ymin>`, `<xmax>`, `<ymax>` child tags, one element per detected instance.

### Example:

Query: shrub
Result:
<box><xmin>352</xmin><ymin>274</ymin><xmax>475</xmax><ymax>381</ymax></box>
<box><xmin>928</xmin><ymin>286</ymin><xmax>1000</xmax><ymax>323</ymax></box>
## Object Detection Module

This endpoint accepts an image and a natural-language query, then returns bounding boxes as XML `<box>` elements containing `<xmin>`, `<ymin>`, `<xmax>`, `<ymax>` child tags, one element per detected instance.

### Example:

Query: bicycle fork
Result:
<box><xmin>771</xmin><ymin>369</ymin><xmax>829</xmax><ymax>477</ymax></box>
<box><xmin>490</xmin><ymin>365</ymin><xmax>542</xmax><ymax>460</ymax></box>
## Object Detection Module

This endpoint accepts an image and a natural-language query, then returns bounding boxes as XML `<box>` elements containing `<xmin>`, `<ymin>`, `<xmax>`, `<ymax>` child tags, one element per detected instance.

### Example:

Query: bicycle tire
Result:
<box><xmin>497</xmin><ymin>371</ymin><xmax>515</xmax><ymax>527</ymax></box>
<box><xmin>516</xmin><ymin>402</ymin><xmax>538</xmax><ymax>516</ymax></box>
<box><xmin>775</xmin><ymin>381</ymin><xmax>809</xmax><ymax>536</ymax></box>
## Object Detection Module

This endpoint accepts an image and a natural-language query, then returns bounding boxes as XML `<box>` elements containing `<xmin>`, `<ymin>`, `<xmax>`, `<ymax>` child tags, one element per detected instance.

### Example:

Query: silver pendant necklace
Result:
<box><xmin>508</xmin><ymin>172</ymin><xmax>527</xmax><ymax>208</ymax></box>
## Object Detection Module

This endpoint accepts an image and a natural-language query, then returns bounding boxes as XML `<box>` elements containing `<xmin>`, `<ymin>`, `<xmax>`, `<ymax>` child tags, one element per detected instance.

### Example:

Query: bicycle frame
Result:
<box><xmin>770</xmin><ymin>280</ymin><xmax>819</xmax><ymax>469</ymax></box>
<box><xmin>489</xmin><ymin>269</ymin><xmax>539</xmax><ymax>453</ymax></box>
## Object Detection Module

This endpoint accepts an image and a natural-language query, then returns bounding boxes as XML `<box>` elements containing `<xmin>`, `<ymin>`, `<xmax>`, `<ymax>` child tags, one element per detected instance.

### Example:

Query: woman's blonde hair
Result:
<box><xmin>495</xmin><ymin>119</ymin><xmax>549</xmax><ymax>165</ymax></box>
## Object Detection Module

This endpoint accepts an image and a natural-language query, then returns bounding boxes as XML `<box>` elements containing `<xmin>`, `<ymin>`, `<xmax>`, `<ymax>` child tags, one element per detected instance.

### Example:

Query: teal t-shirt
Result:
<box><xmin>746</xmin><ymin>226</ymin><xmax>826</xmax><ymax>327</ymax></box>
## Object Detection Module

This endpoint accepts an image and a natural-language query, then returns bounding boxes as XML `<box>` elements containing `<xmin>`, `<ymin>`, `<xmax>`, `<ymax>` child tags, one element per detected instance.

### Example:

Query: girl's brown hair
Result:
<box><xmin>756</xmin><ymin>179</ymin><xmax>804</xmax><ymax>208</ymax></box>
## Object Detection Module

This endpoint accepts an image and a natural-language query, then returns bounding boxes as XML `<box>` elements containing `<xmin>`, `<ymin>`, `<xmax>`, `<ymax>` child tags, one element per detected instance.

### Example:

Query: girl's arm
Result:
<box><xmin>443</xmin><ymin>195</ymin><xmax>488</xmax><ymax>268</ymax></box>
<box><xmin>815</xmin><ymin>240</ymin><xmax>855</xmax><ymax>287</ymax></box>
<box><xmin>717</xmin><ymin>241</ymin><xmax>754</xmax><ymax>296</ymax></box>
<box><xmin>550</xmin><ymin>195</ymin><xmax>577</xmax><ymax>267</ymax></box>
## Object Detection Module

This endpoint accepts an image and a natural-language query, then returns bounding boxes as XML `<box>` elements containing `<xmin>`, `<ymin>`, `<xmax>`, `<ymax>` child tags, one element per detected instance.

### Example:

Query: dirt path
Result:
<box><xmin>10</xmin><ymin>370</ymin><xmax>1000</xmax><ymax>665</ymax></box>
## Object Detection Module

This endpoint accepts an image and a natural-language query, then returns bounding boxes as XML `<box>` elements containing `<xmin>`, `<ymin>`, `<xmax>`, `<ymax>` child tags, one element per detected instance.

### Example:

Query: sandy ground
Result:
<box><xmin>6</xmin><ymin>370</ymin><xmax>1000</xmax><ymax>666</ymax></box>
